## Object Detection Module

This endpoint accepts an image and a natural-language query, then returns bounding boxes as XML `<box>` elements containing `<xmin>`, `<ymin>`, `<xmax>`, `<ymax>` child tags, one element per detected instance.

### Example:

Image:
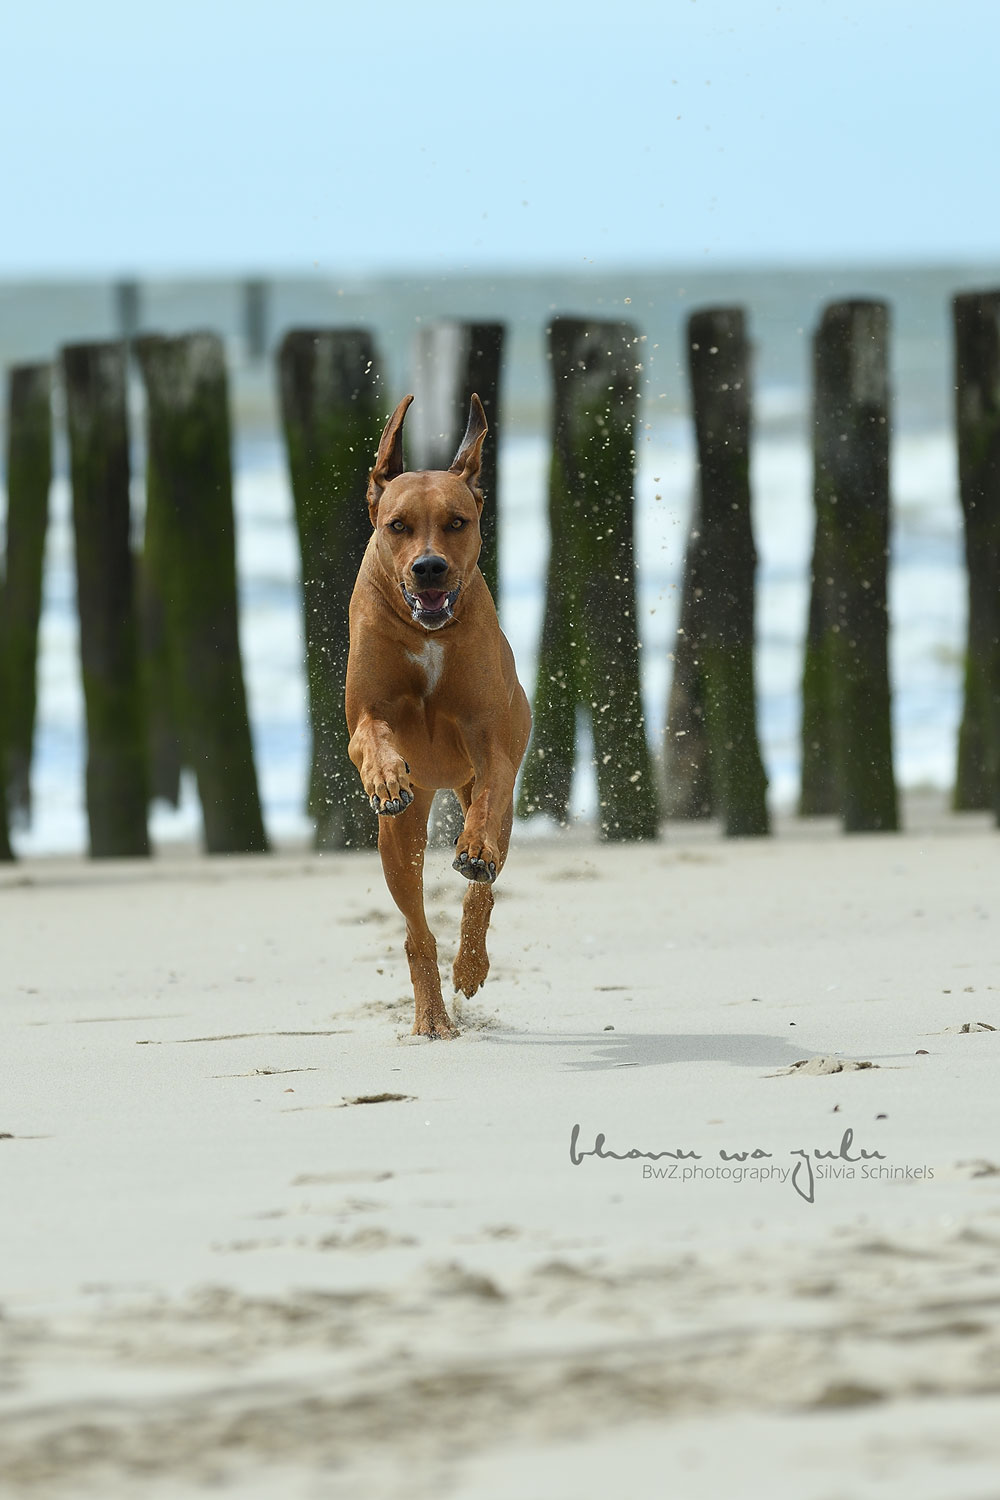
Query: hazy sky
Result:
<box><xmin>2</xmin><ymin>0</ymin><xmax>997</xmax><ymax>275</ymax></box>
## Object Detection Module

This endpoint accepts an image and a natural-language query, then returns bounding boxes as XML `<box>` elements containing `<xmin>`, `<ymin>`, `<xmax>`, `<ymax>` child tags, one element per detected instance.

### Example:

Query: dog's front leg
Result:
<box><xmin>348</xmin><ymin>713</ymin><xmax>415</xmax><ymax>816</ymax></box>
<box><xmin>452</xmin><ymin>748</ymin><xmax>518</xmax><ymax>884</ymax></box>
<box><xmin>377</xmin><ymin>786</ymin><xmax>457</xmax><ymax>1038</ymax></box>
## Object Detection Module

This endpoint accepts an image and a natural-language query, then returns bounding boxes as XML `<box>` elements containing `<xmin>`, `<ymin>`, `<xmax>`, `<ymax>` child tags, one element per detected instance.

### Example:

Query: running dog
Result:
<box><xmin>346</xmin><ymin>394</ymin><xmax>531</xmax><ymax>1037</ymax></box>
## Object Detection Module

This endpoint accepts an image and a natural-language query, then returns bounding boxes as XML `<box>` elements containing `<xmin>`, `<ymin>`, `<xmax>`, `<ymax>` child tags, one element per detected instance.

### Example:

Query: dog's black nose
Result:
<box><xmin>411</xmin><ymin>553</ymin><xmax>448</xmax><ymax>582</ymax></box>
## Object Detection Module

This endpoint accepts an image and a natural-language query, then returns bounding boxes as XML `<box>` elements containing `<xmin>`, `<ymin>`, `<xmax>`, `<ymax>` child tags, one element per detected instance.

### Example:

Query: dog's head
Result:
<box><xmin>367</xmin><ymin>393</ymin><xmax>488</xmax><ymax>630</ymax></box>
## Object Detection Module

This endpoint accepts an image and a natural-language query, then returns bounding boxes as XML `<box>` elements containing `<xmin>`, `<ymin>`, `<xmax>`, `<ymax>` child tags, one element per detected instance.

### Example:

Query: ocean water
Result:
<box><xmin>0</xmin><ymin>265</ymin><xmax>988</xmax><ymax>853</ymax></box>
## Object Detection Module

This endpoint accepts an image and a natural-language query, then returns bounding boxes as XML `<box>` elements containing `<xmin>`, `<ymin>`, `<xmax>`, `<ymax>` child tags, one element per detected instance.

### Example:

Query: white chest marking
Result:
<box><xmin>406</xmin><ymin>640</ymin><xmax>445</xmax><ymax>696</ymax></box>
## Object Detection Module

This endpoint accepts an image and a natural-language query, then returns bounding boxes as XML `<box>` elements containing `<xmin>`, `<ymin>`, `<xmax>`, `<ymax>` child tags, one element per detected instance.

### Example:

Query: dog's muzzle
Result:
<box><xmin>401</xmin><ymin>582</ymin><xmax>460</xmax><ymax>629</ymax></box>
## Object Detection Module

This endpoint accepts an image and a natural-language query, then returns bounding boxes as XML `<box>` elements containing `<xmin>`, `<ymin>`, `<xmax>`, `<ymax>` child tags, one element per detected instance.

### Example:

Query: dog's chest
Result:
<box><xmin>405</xmin><ymin>640</ymin><xmax>445</xmax><ymax>697</ymax></box>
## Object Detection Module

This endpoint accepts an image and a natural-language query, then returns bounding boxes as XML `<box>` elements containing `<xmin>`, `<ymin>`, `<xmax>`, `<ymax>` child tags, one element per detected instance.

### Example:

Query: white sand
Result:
<box><xmin>2</xmin><ymin>799</ymin><xmax>1000</xmax><ymax>1497</ymax></box>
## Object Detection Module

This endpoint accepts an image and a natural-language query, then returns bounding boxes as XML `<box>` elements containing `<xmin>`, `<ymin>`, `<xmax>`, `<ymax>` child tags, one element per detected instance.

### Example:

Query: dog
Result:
<box><xmin>346</xmin><ymin>393</ymin><xmax>531</xmax><ymax>1038</ymax></box>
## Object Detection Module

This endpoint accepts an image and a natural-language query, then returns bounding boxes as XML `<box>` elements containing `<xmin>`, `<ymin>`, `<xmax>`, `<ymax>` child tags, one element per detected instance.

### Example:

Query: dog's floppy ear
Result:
<box><xmin>448</xmin><ymin>393</ymin><xmax>488</xmax><ymax>507</ymax></box>
<box><xmin>368</xmin><ymin>394</ymin><xmax>413</xmax><ymax>522</ymax></box>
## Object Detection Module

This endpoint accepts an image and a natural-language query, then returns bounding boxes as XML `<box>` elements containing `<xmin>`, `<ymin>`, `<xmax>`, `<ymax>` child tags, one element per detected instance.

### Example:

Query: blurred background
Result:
<box><xmin>1</xmin><ymin>0</ymin><xmax>997</xmax><ymax>852</ymax></box>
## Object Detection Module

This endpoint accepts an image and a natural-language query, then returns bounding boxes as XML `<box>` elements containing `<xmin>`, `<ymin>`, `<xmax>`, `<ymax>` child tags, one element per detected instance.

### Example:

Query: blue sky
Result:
<box><xmin>2</xmin><ymin>0</ymin><xmax>997</xmax><ymax>275</ymax></box>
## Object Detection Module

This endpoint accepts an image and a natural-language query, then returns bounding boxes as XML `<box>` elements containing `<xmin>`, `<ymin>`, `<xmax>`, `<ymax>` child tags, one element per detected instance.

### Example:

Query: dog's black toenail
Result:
<box><xmin>489</xmin><ymin>861</ymin><xmax>496</xmax><ymax>875</ymax></box>
<box><xmin>453</xmin><ymin>835</ymin><xmax>459</xmax><ymax>846</ymax></box>
<box><xmin>459</xmin><ymin>851</ymin><xmax>468</xmax><ymax>863</ymax></box>
<box><xmin>404</xmin><ymin>761</ymin><xmax>410</xmax><ymax>774</ymax></box>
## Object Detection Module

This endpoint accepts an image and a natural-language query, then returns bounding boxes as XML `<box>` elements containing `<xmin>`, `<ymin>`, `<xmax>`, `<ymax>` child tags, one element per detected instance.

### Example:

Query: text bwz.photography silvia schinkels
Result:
<box><xmin>568</xmin><ymin>1124</ymin><xmax>935</xmax><ymax>1204</ymax></box>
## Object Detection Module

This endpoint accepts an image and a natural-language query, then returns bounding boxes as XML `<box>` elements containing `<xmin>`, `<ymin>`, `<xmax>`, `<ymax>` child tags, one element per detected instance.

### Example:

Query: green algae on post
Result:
<box><xmin>805</xmin><ymin>300</ymin><xmax>898</xmax><ymax>833</ymax></box>
<box><xmin>667</xmin><ymin>307</ymin><xmax>769</xmax><ymax>838</ymax></box>
<box><xmin>519</xmin><ymin>317</ymin><xmax>658</xmax><ymax>841</ymax></box>
<box><xmin>0</xmin><ymin>628</ymin><xmax>12</xmax><ymax>859</ymax></box>
<box><xmin>1</xmin><ymin>363</ymin><xmax>52</xmax><ymax>826</ymax></box>
<box><xmin>277</xmin><ymin>328</ymin><xmax>383</xmax><ymax>851</ymax></box>
<box><xmin>61</xmin><ymin>341</ymin><xmax>149</xmax><ymax>857</ymax></box>
<box><xmin>952</xmin><ymin>291</ymin><xmax>1000</xmax><ymax>821</ymax></box>
<box><xmin>137</xmin><ymin>332</ymin><xmax>268</xmax><ymax>854</ymax></box>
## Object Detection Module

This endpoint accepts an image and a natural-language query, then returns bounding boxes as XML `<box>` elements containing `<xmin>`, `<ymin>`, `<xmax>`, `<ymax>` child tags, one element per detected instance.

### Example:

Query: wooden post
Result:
<box><xmin>800</xmin><ymin>312</ymin><xmax>843</xmax><ymax>821</ymax></box>
<box><xmin>1</xmin><ymin>363</ymin><xmax>52</xmax><ymax>824</ymax></box>
<box><xmin>662</xmin><ymin>560</ymin><xmax>714</xmax><ymax>819</ymax></box>
<box><xmin>518</xmin><ymin>317</ymin><xmax>658</xmax><ymax>840</ymax></box>
<box><xmin>137</xmin><ymin>332</ymin><xmax>268</xmax><ymax>854</ymax></box>
<box><xmin>516</xmin><ymin>438</ymin><xmax>578</xmax><ymax>829</ymax></box>
<box><xmin>137</xmin><ymin>514</ymin><xmax>182</xmax><ymax>808</ymax></box>
<box><xmin>665</xmin><ymin>308</ymin><xmax>769</xmax><ymax>837</ymax></box>
<box><xmin>61</xmin><ymin>342</ymin><xmax>149</xmax><ymax>857</ymax></box>
<box><xmin>113</xmin><ymin>280</ymin><xmax>141</xmax><ymax>344</ymax></box>
<box><xmin>0</xmin><ymin>668</ymin><xmax>11</xmax><ymax>858</ymax></box>
<box><xmin>410</xmin><ymin>321</ymin><xmax>504</xmax><ymax>599</ymax></box>
<box><xmin>243</xmin><ymin>279</ymin><xmax>269</xmax><ymax>362</ymax></box>
<box><xmin>952</xmin><ymin>291</ymin><xmax>1000</xmax><ymax>819</ymax></box>
<box><xmin>276</xmin><ymin>327</ymin><xmax>382</xmax><ymax>850</ymax></box>
<box><xmin>798</xmin><ymin>523</ymin><xmax>839</xmax><ymax>816</ymax></box>
<box><xmin>804</xmin><ymin>300</ymin><xmax>898</xmax><ymax>833</ymax></box>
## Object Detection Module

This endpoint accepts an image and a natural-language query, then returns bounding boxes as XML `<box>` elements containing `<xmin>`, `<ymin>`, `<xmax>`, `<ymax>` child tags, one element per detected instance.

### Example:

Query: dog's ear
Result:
<box><xmin>448</xmin><ymin>393</ymin><xmax>488</xmax><ymax>506</ymax></box>
<box><xmin>368</xmin><ymin>394</ymin><xmax>413</xmax><ymax>522</ymax></box>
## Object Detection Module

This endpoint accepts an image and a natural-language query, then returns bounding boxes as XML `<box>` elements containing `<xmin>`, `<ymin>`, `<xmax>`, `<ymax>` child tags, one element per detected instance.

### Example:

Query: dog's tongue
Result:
<box><xmin>417</xmin><ymin>590</ymin><xmax>447</xmax><ymax>611</ymax></box>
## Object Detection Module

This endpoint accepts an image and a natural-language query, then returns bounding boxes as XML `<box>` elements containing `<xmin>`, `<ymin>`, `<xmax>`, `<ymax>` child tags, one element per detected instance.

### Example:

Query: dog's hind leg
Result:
<box><xmin>378</xmin><ymin>785</ymin><xmax>456</xmax><ymax>1038</ymax></box>
<box><xmin>452</xmin><ymin>787</ymin><xmax>513</xmax><ymax>999</ymax></box>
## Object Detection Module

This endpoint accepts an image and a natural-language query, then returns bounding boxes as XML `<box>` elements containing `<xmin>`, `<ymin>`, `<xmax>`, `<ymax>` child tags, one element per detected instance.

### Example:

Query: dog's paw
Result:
<box><xmin>453</xmin><ymin>943</ymin><xmax>490</xmax><ymax>998</ymax></box>
<box><xmin>453</xmin><ymin>835</ymin><xmax>498</xmax><ymax>883</ymax></box>
<box><xmin>367</xmin><ymin>760</ymin><xmax>414</xmax><ymax>816</ymax></box>
<box><xmin>370</xmin><ymin>787</ymin><xmax>414</xmax><ymax>817</ymax></box>
<box><xmin>411</xmin><ymin>1005</ymin><xmax>459</xmax><ymax>1039</ymax></box>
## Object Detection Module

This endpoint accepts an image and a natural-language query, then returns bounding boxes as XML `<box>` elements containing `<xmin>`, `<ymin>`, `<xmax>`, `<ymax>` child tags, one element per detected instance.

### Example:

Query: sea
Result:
<box><xmin>1</xmin><ymin>262</ymin><xmax>996</xmax><ymax>854</ymax></box>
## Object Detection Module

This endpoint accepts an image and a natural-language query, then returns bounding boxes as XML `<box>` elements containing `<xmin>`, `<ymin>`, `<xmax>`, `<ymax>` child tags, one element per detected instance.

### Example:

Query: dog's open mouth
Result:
<box><xmin>401</xmin><ymin>584</ymin><xmax>460</xmax><ymax>628</ymax></box>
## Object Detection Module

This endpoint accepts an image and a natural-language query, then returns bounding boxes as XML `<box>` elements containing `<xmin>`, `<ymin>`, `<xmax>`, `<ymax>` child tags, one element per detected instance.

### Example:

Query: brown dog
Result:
<box><xmin>346</xmin><ymin>393</ymin><xmax>531</xmax><ymax>1038</ymax></box>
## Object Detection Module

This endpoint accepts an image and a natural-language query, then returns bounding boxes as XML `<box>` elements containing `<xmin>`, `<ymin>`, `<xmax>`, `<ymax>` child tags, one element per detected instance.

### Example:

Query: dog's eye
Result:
<box><xmin>449</xmin><ymin>518</ymin><xmax>466</xmax><ymax>530</ymax></box>
<box><xmin>388</xmin><ymin>519</ymin><xmax>407</xmax><ymax>533</ymax></box>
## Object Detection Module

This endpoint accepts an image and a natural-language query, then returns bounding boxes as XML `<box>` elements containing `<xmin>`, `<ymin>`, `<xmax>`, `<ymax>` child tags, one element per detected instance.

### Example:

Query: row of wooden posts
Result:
<box><xmin>0</xmin><ymin>292</ymin><xmax>999</xmax><ymax>860</ymax></box>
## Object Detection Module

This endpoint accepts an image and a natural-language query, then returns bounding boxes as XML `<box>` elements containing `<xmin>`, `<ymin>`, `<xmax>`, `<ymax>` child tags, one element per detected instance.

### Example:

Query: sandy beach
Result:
<box><xmin>3</xmin><ymin>799</ymin><xmax>1000</xmax><ymax>1497</ymax></box>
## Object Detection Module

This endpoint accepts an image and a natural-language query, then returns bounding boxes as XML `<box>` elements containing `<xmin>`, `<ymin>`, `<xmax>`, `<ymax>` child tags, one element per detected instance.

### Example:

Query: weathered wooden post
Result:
<box><xmin>662</xmin><ymin>563</ymin><xmax>714</xmax><ymax>819</ymax></box>
<box><xmin>952</xmin><ymin>290</ymin><xmax>1000</xmax><ymax>819</ymax></box>
<box><xmin>243</xmin><ymin>279</ymin><xmax>269</xmax><ymax>362</ymax></box>
<box><xmin>277</xmin><ymin>327</ymin><xmax>382</xmax><ymax>850</ymax></box>
<box><xmin>409</xmin><ymin>321</ymin><xmax>504</xmax><ymax>599</ymax></box>
<box><xmin>61</xmin><ymin>342</ymin><xmax>149</xmax><ymax>857</ymax></box>
<box><xmin>113</xmin><ymin>280</ymin><xmax>141</xmax><ymax>344</ymax></box>
<box><xmin>137</xmin><ymin>332</ymin><xmax>268</xmax><ymax>854</ymax></box>
<box><xmin>798</xmin><ymin>529</ymin><xmax>839</xmax><ymax>817</ymax></box>
<box><xmin>1</xmin><ymin>363</ymin><xmax>52</xmax><ymax>823</ymax></box>
<box><xmin>801</xmin><ymin>299</ymin><xmax>898</xmax><ymax>833</ymax></box>
<box><xmin>137</xmin><ymin>510</ymin><xmax>182</xmax><ymax>808</ymax></box>
<box><xmin>0</xmin><ymin>671</ymin><xmax>11</xmax><ymax>858</ymax></box>
<box><xmin>664</xmin><ymin>308</ymin><xmax>769</xmax><ymax>837</ymax></box>
<box><xmin>0</xmin><ymin>613</ymin><xmax>12</xmax><ymax>859</ymax></box>
<box><xmin>518</xmin><ymin>317</ymin><xmax>657</xmax><ymax>840</ymax></box>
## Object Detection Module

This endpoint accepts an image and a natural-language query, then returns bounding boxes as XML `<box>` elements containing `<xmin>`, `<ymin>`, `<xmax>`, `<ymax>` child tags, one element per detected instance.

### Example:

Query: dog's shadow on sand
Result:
<box><xmin>483</xmin><ymin>1030</ymin><xmax>825</xmax><ymax>1072</ymax></box>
